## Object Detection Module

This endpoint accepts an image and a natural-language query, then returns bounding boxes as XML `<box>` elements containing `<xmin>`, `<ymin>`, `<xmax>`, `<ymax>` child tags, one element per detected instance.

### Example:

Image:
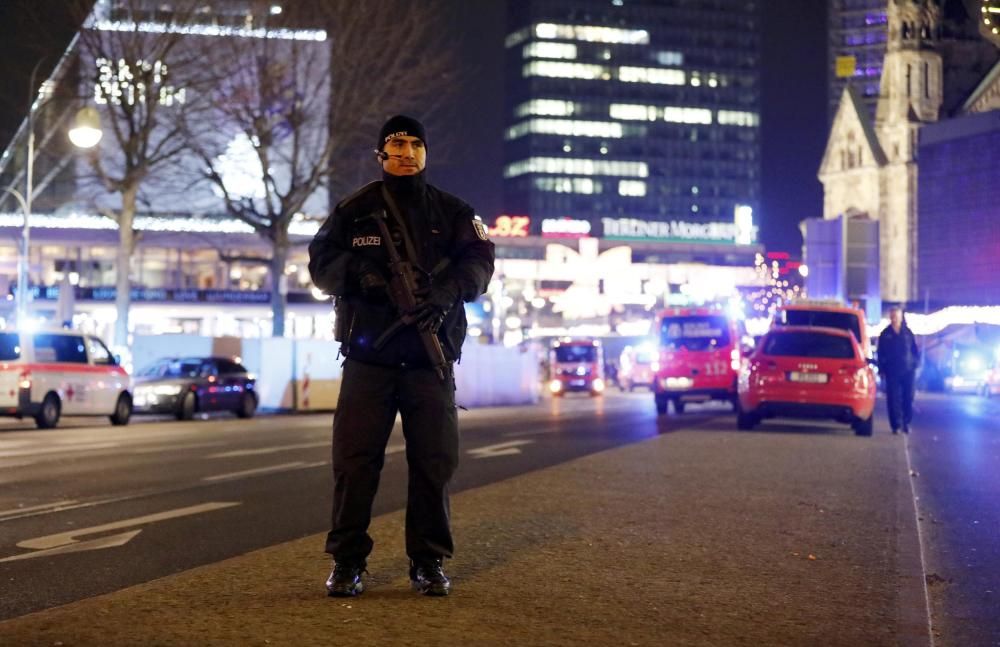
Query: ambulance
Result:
<box><xmin>652</xmin><ymin>307</ymin><xmax>744</xmax><ymax>415</ymax></box>
<box><xmin>548</xmin><ymin>338</ymin><xmax>605</xmax><ymax>397</ymax></box>
<box><xmin>0</xmin><ymin>329</ymin><xmax>133</xmax><ymax>428</ymax></box>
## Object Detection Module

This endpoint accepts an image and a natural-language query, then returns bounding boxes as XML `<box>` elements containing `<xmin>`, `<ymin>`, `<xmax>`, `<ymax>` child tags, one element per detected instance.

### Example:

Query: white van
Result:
<box><xmin>0</xmin><ymin>330</ymin><xmax>133</xmax><ymax>428</ymax></box>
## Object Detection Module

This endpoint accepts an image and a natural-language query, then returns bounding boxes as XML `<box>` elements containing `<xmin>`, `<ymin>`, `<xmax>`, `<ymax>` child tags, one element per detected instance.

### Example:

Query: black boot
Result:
<box><xmin>409</xmin><ymin>558</ymin><xmax>451</xmax><ymax>596</ymax></box>
<box><xmin>326</xmin><ymin>561</ymin><xmax>365</xmax><ymax>597</ymax></box>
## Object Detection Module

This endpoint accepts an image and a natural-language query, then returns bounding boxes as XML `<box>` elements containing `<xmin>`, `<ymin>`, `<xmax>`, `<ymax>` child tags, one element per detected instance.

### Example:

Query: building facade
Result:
<box><xmin>818</xmin><ymin>0</ymin><xmax>998</xmax><ymax>305</ymax></box>
<box><xmin>917</xmin><ymin>99</ymin><xmax>1000</xmax><ymax>305</ymax></box>
<box><xmin>502</xmin><ymin>0</ymin><xmax>761</xmax><ymax>238</ymax></box>
<box><xmin>828</xmin><ymin>0</ymin><xmax>889</xmax><ymax>123</ymax></box>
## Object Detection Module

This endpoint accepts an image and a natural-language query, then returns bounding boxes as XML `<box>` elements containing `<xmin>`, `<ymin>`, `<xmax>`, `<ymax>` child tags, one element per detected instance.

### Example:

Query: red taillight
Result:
<box><xmin>18</xmin><ymin>370</ymin><xmax>31</xmax><ymax>390</ymax></box>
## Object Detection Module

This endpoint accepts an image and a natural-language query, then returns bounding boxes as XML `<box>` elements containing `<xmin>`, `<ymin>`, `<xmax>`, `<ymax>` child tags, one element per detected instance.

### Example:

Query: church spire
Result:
<box><xmin>887</xmin><ymin>0</ymin><xmax>941</xmax><ymax>52</ymax></box>
<box><xmin>877</xmin><ymin>0</ymin><xmax>944</xmax><ymax>123</ymax></box>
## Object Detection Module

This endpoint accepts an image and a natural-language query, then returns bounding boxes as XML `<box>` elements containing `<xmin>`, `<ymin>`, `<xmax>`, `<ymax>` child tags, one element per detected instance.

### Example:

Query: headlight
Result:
<box><xmin>664</xmin><ymin>377</ymin><xmax>694</xmax><ymax>389</ymax></box>
<box><xmin>549</xmin><ymin>380</ymin><xmax>563</xmax><ymax>393</ymax></box>
<box><xmin>152</xmin><ymin>384</ymin><xmax>183</xmax><ymax>396</ymax></box>
<box><xmin>592</xmin><ymin>378</ymin><xmax>605</xmax><ymax>392</ymax></box>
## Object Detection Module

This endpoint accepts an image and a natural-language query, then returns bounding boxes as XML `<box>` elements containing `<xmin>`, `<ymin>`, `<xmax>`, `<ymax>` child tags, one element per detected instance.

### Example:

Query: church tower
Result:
<box><xmin>875</xmin><ymin>0</ymin><xmax>944</xmax><ymax>302</ymax></box>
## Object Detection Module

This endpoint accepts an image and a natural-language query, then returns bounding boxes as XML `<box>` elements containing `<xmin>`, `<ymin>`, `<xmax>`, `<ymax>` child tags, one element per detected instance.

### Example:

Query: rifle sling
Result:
<box><xmin>380</xmin><ymin>183</ymin><xmax>423</xmax><ymax>271</ymax></box>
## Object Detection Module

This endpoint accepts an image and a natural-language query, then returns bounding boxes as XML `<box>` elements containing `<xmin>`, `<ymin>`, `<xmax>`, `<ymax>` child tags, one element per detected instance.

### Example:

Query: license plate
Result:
<box><xmin>789</xmin><ymin>372</ymin><xmax>828</xmax><ymax>384</ymax></box>
<box><xmin>570</xmin><ymin>380</ymin><xmax>586</xmax><ymax>387</ymax></box>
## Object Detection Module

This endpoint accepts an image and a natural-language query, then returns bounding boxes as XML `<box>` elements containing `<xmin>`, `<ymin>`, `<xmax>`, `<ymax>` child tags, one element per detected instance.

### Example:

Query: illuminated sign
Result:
<box><xmin>601</xmin><ymin>217</ymin><xmax>757</xmax><ymax>245</ymax></box>
<box><xmin>835</xmin><ymin>55</ymin><xmax>857</xmax><ymax>79</ymax></box>
<box><xmin>490</xmin><ymin>215</ymin><xmax>530</xmax><ymax>238</ymax></box>
<box><xmin>541</xmin><ymin>218</ymin><xmax>591</xmax><ymax>238</ymax></box>
<box><xmin>95</xmin><ymin>58</ymin><xmax>186</xmax><ymax>107</ymax></box>
<box><xmin>734</xmin><ymin>205</ymin><xmax>754</xmax><ymax>245</ymax></box>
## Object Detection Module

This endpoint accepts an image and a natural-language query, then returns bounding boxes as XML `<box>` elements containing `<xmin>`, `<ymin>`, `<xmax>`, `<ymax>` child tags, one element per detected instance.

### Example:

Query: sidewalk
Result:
<box><xmin>0</xmin><ymin>423</ymin><xmax>929</xmax><ymax>646</ymax></box>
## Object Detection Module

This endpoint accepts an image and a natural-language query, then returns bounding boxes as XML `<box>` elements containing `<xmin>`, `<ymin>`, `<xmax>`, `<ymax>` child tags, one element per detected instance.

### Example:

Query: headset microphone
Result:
<box><xmin>374</xmin><ymin>150</ymin><xmax>406</xmax><ymax>161</ymax></box>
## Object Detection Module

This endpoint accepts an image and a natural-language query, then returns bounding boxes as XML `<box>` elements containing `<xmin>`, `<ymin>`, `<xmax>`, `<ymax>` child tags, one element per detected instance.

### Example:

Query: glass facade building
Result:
<box><xmin>503</xmin><ymin>0</ymin><xmax>761</xmax><ymax>236</ymax></box>
<box><xmin>827</xmin><ymin>0</ymin><xmax>888</xmax><ymax>123</ymax></box>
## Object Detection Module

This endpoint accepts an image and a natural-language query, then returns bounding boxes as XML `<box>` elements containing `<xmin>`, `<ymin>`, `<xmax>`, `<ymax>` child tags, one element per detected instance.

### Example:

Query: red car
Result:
<box><xmin>737</xmin><ymin>326</ymin><xmax>876</xmax><ymax>436</ymax></box>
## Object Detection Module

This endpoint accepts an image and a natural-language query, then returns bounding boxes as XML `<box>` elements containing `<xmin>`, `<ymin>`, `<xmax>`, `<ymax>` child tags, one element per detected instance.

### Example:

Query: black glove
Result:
<box><xmin>412</xmin><ymin>281</ymin><xmax>459</xmax><ymax>333</ymax></box>
<box><xmin>353</xmin><ymin>257</ymin><xmax>387</xmax><ymax>299</ymax></box>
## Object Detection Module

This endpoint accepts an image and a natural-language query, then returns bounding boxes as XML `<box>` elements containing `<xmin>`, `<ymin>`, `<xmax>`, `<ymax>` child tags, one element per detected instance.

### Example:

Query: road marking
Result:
<box><xmin>0</xmin><ymin>500</ymin><xmax>78</xmax><ymax>520</ymax></box>
<box><xmin>202</xmin><ymin>461</ymin><xmax>327</xmax><ymax>482</ymax></box>
<box><xmin>128</xmin><ymin>441</ymin><xmax>229</xmax><ymax>455</ymax></box>
<box><xmin>0</xmin><ymin>501</ymin><xmax>240</xmax><ymax>562</ymax></box>
<box><xmin>467</xmin><ymin>439</ymin><xmax>534</xmax><ymax>459</ymax></box>
<box><xmin>0</xmin><ymin>531</ymin><xmax>143</xmax><ymax>563</ymax></box>
<box><xmin>0</xmin><ymin>440</ymin><xmax>33</xmax><ymax>449</ymax></box>
<box><xmin>0</xmin><ymin>459</ymin><xmax>38</xmax><ymax>471</ymax></box>
<box><xmin>0</xmin><ymin>442</ymin><xmax>120</xmax><ymax>458</ymax></box>
<box><xmin>207</xmin><ymin>441</ymin><xmax>329</xmax><ymax>459</ymax></box>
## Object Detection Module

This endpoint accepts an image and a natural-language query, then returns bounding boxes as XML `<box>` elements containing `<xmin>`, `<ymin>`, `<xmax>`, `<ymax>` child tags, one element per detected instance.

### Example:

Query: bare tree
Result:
<box><xmin>187</xmin><ymin>0</ymin><xmax>461</xmax><ymax>337</ymax></box>
<box><xmin>73</xmin><ymin>0</ymin><xmax>216</xmax><ymax>347</ymax></box>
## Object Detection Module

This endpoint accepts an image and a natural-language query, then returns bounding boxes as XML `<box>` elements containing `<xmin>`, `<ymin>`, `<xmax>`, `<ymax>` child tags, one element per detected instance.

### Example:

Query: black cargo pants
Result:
<box><xmin>884</xmin><ymin>369</ymin><xmax>915</xmax><ymax>431</ymax></box>
<box><xmin>325</xmin><ymin>358</ymin><xmax>459</xmax><ymax>564</ymax></box>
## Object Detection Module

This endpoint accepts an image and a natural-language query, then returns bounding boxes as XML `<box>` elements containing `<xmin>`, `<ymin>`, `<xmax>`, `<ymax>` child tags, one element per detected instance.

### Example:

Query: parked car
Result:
<box><xmin>944</xmin><ymin>344</ymin><xmax>992</xmax><ymax>394</ymax></box>
<box><xmin>981</xmin><ymin>365</ymin><xmax>1000</xmax><ymax>398</ymax></box>
<box><xmin>133</xmin><ymin>357</ymin><xmax>257</xmax><ymax>420</ymax></box>
<box><xmin>0</xmin><ymin>329</ymin><xmax>132</xmax><ymax>429</ymax></box>
<box><xmin>771</xmin><ymin>299</ymin><xmax>871</xmax><ymax>359</ymax></box>
<box><xmin>652</xmin><ymin>307</ymin><xmax>745</xmax><ymax>415</ymax></box>
<box><xmin>548</xmin><ymin>339</ymin><xmax>605</xmax><ymax>397</ymax></box>
<box><xmin>736</xmin><ymin>326</ymin><xmax>876</xmax><ymax>436</ymax></box>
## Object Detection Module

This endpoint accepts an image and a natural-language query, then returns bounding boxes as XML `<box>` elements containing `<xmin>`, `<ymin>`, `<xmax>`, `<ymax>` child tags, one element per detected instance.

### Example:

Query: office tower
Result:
<box><xmin>503</xmin><ymin>0</ymin><xmax>761</xmax><ymax>237</ymax></box>
<box><xmin>828</xmin><ymin>0</ymin><xmax>888</xmax><ymax>122</ymax></box>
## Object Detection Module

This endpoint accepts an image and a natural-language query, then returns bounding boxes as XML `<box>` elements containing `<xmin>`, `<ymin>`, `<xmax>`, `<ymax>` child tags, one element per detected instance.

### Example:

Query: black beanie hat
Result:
<box><xmin>377</xmin><ymin>114</ymin><xmax>427</xmax><ymax>151</ymax></box>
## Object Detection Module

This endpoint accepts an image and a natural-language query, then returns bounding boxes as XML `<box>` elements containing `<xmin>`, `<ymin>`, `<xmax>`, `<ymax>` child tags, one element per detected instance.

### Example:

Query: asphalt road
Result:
<box><xmin>0</xmin><ymin>388</ymin><xmax>997</xmax><ymax>646</ymax></box>
<box><xmin>0</xmin><ymin>391</ymin><xmax>698</xmax><ymax>620</ymax></box>
<box><xmin>906</xmin><ymin>391</ymin><xmax>1000</xmax><ymax>647</ymax></box>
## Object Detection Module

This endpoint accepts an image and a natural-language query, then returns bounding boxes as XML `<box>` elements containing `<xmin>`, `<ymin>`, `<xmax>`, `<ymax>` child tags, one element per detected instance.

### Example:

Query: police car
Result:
<box><xmin>0</xmin><ymin>329</ymin><xmax>133</xmax><ymax>428</ymax></box>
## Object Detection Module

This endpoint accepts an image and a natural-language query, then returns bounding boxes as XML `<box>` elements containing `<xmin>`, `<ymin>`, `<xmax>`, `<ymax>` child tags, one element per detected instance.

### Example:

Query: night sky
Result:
<box><xmin>0</xmin><ymin>0</ymin><xmax>827</xmax><ymax>255</ymax></box>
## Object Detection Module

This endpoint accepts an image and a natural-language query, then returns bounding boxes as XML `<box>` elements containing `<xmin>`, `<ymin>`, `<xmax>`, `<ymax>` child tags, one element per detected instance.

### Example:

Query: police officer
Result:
<box><xmin>308</xmin><ymin>115</ymin><xmax>495</xmax><ymax>597</ymax></box>
<box><xmin>877</xmin><ymin>306</ymin><xmax>919</xmax><ymax>434</ymax></box>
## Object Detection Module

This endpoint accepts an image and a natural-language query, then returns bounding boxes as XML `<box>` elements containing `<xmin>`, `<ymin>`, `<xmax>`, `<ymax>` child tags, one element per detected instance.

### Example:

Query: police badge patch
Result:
<box><xmin>472</xmin><ymin>214</ymin><xmax>489</xmax><ymax>241</ymax></box>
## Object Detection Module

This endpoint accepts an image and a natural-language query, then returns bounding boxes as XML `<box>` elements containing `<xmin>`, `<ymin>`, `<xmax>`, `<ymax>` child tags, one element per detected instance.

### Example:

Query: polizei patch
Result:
<box><xmin>352</xmin><ymin>235</ymin><xmax>381</xmax><ymax>248</ymax></box>
<box><xmin>472</xmin><ymin>214</ymin><xmax>489</xmax><ymax>241</ymax></box>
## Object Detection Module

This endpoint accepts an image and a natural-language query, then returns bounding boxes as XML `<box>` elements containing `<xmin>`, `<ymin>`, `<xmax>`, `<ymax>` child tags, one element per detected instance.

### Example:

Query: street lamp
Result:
<box><xmin>8</xmin><ymin>78</ymin><xmax>102</xmax><ymax>326</ymax></box>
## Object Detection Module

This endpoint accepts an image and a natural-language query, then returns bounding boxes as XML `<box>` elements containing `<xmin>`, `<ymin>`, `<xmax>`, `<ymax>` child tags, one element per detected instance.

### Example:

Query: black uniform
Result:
<box><xmin>308</xmin><ymin>171</ymin><xmax>494</xmax><ymax>565</ymax></box>
<box><xmin>877</xmin><ymin>323</ymin><xmax>919</xmax><ymax>432</ymax></box>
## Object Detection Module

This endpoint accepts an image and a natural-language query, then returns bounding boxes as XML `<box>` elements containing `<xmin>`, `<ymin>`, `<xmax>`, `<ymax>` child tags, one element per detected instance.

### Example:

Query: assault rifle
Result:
<box><xmin>365</xmin><ymin>210</ymin><xmax>449</xmax><ymax>381</ymax></box>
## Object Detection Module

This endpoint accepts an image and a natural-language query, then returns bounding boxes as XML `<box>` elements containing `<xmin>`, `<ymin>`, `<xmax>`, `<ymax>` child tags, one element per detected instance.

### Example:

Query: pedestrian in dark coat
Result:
<box><xmin>877</xmin><ymin>306</ymin><xmax>919</xmax><ymax>434</ymax></box>
<box><xmin>309</xmin><ymin>115</ymin><xmax>495</xmax><ymax>597</ymax></box>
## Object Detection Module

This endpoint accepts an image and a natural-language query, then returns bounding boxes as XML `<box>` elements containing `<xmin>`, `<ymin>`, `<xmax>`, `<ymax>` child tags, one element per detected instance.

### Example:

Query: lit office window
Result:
<box><xmin>515</xmin><ymin>99</ymin><xmax>578</xmax><ymax>117</ymax></box>
<box><xmin>609</xmin><ymin>103</ymin><xmax>711</xmax><ymax>124</ymax></box>
<box><xmin>662</xmin><ymin>106</ymin><xmax>712</xmax><ymax>124</ymax></box>
<box><xmin>506</xmin><ymin>119</ymin><xmax>624</xmax><ymax>139</ymax></box>
<box><xmin>717</xmin><ymin>110</ymin><xmax>760</xmax><ymax>127</ymax></box>
<box><xmin>523</xmin><ymin>61</ymin><xmax>608</xmax><ymax>80</ymax></box>
<box><xmin>504</xmin><ymin>157</ymin><xmax>649</xmax><ymax>178</ymax></box>
<box><xmin>523</xmin><ymin>42</ymin><xmax>578</xmax><ymax>60</ymax></box>
<box><xmin>655</xmin><ymin>51</ymin><xmax>684</xmax><ymax>66</ymax></box>
<box><xmin>609</xmin><ymin>103</ymin><xmax>658</xmax><ymax>121</ymax></box>
<box><xmin>619</xmin><ymin>66</ymin><xmax>685</xmax><ymax>85</ymax></box>
<box><xmin>534</xmin><ymin>177</ymin><xmax>600</xmax><ymax>194</ymax></box>
<box><xmin>618</xmin><ymin>180</ymin><xmax>647</xmax><ymax>197</ymax></box>
<box><xmin>534</xmin><ymin>23</ymin><xmax>649</xmax><ymax>44</ymax></box>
